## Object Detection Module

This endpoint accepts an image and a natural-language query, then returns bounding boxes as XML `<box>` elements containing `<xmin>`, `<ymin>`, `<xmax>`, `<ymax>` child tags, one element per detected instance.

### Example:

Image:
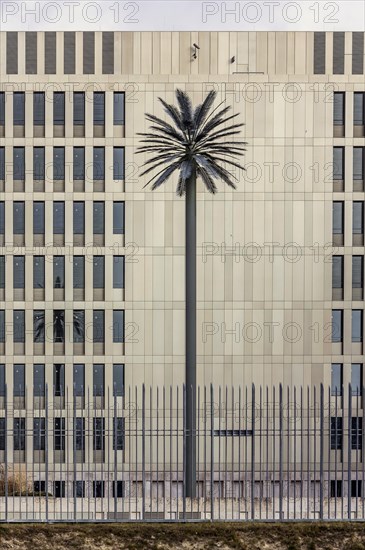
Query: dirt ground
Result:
<box><xmin>1</xmin><ymin>523</ymin><xmax>365</xmax><ymax>550</ymax></box>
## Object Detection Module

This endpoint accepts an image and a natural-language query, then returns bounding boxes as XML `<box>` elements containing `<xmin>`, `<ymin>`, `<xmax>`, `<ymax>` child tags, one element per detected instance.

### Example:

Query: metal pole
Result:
<box><xmin>279</xmin><ymin>384</ymin><xmax>283</xmax><ymax>520</ymax></box>
<box><xmin>319</xmin><ymin>384</ymin><xmax>324</xmax><ymax>520</ymax></box>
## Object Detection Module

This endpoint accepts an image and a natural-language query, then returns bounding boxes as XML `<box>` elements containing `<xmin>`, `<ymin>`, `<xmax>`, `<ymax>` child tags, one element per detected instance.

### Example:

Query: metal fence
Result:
<box><xmin>0</xmin><ymin>383</ymin><xmax>364</xmax><ymax>521</ymax></box>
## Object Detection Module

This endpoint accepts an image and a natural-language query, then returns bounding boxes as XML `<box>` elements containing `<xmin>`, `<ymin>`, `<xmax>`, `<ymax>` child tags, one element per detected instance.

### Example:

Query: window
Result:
<box><xmin>34</xmin><ymin>481</ymin><xmax>46</xmax><ymax>495</ymax></box>
<box><xmin>333</xmin><ymin>32</ymin><xmax>345</xmax><ymax>74</ymax></box>
<box><xmin>53</xmin><ymin>256</ymin><xmax>65</xmax><ymax>289</ymax></box>
<box><xmin>93</xmin><ymin>480</ymin><xmax>105</xmax><ymax>498</ymax></box>
<box><xmin>353</xmin><ymin>202</ymin><xmax>364</xmax><ymax>236</ymax></box>
<box><xmin>83</xmin><ymin>32</ymin><xmax>95</xmax><ymax>74</ymax></box>
<box><xmin>113</xmin><ymin>147</ymin><xmax>125</xmax><ymax>180</ymax></box>
<box><xmin>33</xmin><ymin>364</ymin><xmax>45</xmax><ymax>397</ymax></box>
<box><xmin>93</xmin><ymin>418</ymin><xmax>105</xmax><ymax>450</ymax></box>
<box><xmin>330</xmin><ymin>480</ymin><xmax>342</xmax><ymax>498</ymax></box>
<box><xmin>0</xmin><ymin>256</ymin><xmax>4</xmax><ymax>290</ymax></box>
<box><xmin>352</xmin><ymin>33</ymin><xmax>364</xmax><ymax>74</ymax></box>
<box><xmin>34</xmin><ymin>310</ymin><xmax>45</xmax><ymax>343</ymax></box>
<box><xmin>73</xmin><ymin>364</ymin><xmax>85</xmax><ymax>397</ymax></box>
<box><xmin>0</xmin><ymin>93</ymin><xmax>4</xmax><ymax>126</ymax></box>
<box><xmin>94</xmin><ymin>93</ymin><xmax>105</xmax><ymax>125</ymax></box>
<box><xmin>113</xmin><ymin>481</ymin><xmax>125</xmax><ymax>498</ymax></box>
<box><xmin>93</xmin><ymin>364</ymin><xmax>104</xmax><ymax>396</ymax></box>
<box><xmin>0</xmin><ymin>418</ymin><xmax>6</xmax><ymax>452</ymax></box>
<box><xmin>102</xmin><ymin>32</ymin><xmax>114</xmax><ymax>74</ymax></box>
<box><xmin>64</xmin><ymin>32</ymin><xmax>75</xmax><ymax>74</ymax></box>
<box><xmin>73</xmin><ymin>481</ymin><xmax>85</xmax><ymax>498</ymax></box>
<box><xmin>114</xmin><ymin>93</ymin><xmax>125</xmax><ymax>125</ymax></box>
<box><xmin>73</xmin><ymin>310</ymin><xmax>85</xmax><ymax>343</ymax></box>
<box><xmin>0</xmin><ymin>202</ymin><xmax>4</xmax><ymax>236</ymax></box>
<box><xmin>13</xmin><ymin>311</ymin><xmax>25</xmax><ymax>343</ymax></box>
<box><xmin>93</xmin><ymin>256</ymin><xmax>105</xmax><ymax>289</ymax></box>
<box><xmin>54</xmin><ymin>481</ymin><xmax>65</xmax><ymax>498</ymax></box>
<box><xmin>73</xmin><ymin>202</ymin><xmax>85</xmax><ymax>234</ymax></box>
<box><xmin>93</xmin><ymin>202</ymin><xmax>105</xmax><ymax>234</ymax></box>
<box><xmin>113</xmin><ymin>202</ymin><xmax>125</xmax><ymax>234</ymax></box>
<box><xmin>13</xmin><ymin>147</ymin><xmax>25</xmax><ymax>181</ymax></box>
<box><xmin>331</xmin><ymin>417</ymin><xmax>343</xmax><ymax>450</ymax></box>
<box><xmin>6</xmin><ymin>32</ymin><xmax>18</xmax><ymax>75</ymax></box>
<box><xmin>13</xmin><ymin>256</ymin><xmax>25</xmax><ymax>289</ymax></box>
<box><xmin>333</xmin><ymin>202</ymin><xmax>344</xmax><ymax>236</ymax></box>
<box><xmin>33</xmin><ymin>202</ymin><xmax>45</xmax><ymax>234</ymax></box>
<box><xmin>33</xmin><ymin>93</ymin><xmax>45</xmax><ymax>126</ymax></box>
<box><xmin>13</xmin><ymin>418</ymin><xmax>25</xmax><ymax>451</ymax></box>
<box><xmin>75</xmin><ymin>418</ymin><xmax>85</xmax><ymax>451</ymax></box>
<box><xmin>33</xmin><ymin>256</ymin><xmax>45</xmax><ymax>289</ymax></box>
<box><xmin>352</xmin><ymin>256</ymin><xmax>363</xmax><ymax>293</ymax></box>
<box><xmin>113</xmin><ymin>310</ymin><xmax>125</xmax><ymax>343</ymax></box>
<box><xmin>332</xmin><ymin>256</ymin><xmax>343</xmax><ymax>295</ymax></box>
<box><xmin>314</xmin><ymin>32</ymin><xmax>325</xmax><ymax>74</ymax></box>
<box><xmin>113</xmin><ymin>364</ymin><xmax>124</xmax><ymax>397</ymax></box>
<box><xmin>33</xmin><ymin>147</ymin><xmax>45</xmax><ymax>181</ymax></box>
<box><xmin>0</xmin><ymin>148</ymin><xmax>4</xmax><ymax>181</ymax></box>
<box><xmin>73</xmin><ymin>148</ymin><xmax>85</xmax><ymax>181</ymax></box>
<box><xmin>0</xmin><ymin>311</ymin><xmax>5</xmax><ymax>344</ymax></box>
<box><xmin>13</xmin><ymin>364</ymin><xmax>25</xmax><ymax>397</ymax></box>
<box><xmin>334</xmin><ymin>92</ymin><xmax>345</xmax><ymax>126</ymax></box>
<box><xmin>13</xmin><ymin>92</ymin><xmax>25</xmax><ymax>126</ymax></box>
<box><xmin>333</xmin><ymin>147</ymin><xmax>344</xmax><ymax>182</ymax></box>
<box><xmin>352</xmin><ymin>310</ymin><xmax>363</xmax><ymax>342</ymax></box>
<box><xmin>53</xmin><ymin>92</ymin><xmax>65</xmax><ymax>125</ymax></box>
<box><xmin>54</xmin><ymin>311</ymin><xmax>65</xmax><ymax>343</ymax></box>
<box><xmin>33</xmin><ymin>418</ymin><xmax>45</xmax><ymax>451</ymax></box>
<box><xmin>73</xmin><ymin>92</ymin><xmax>85</xmax><ymax>126</ymax></box>
<box><xmin>93</xmin><ymin>148</ymin><xmax>105</xmax><ymax>181</ymax></box>
<box><xmin>53</xmin><ymin>147</ymin><xmax>65</xmax><ymax>180</ymax></box>
<box><xmin>113</xmin><ymin>256</ymin><xmax>125</xmax><ymax>289</ymax></box>
<box><xmin>331</xmin><ymin>364</ymin><xmax>343</xmax><ymax>397</ymax></box>
<box><xmin>73</xmin><ymin>256</ymin><xmax>85</xmax><ymax>289</ymax></box>
<box><xmin>352</xmin><ymin>417</ymin><xmax>363</xmax><ymax>450</ymax></box>
<box><xmin>54</xmin><ymin>364</ymin><xmax>65</xmax><ymax>397</ymax></box>
<box><xmin>113</xmin><ymin>417</ymin><xmax>125</xmax><ymax>450</ymax></box>
<box><xmin>351</xmin><ymin>480</ymin><xmax>362</xmax><ymax>498</ymax></box>
<box><xmin>354</xmin><ymin>148</ymin><xmax>364</xmax><ymax>183</ymax></box>
<box><xmin>53</xmin><ymin>202</ymin><xmax>65</xmax><ymax>234</ymax></box>
<box><xmin>332</xmin><ymin>310</ymin><xmax>343</xmax><ymax>343</ymax></box>
<box><xmin>45</xmin><ymin>32</ymin><xmax>56</xmax><ymax>74</ymax></box>
<box><xmin>54</xmin><ymin>418</ymin><xmax>65</xmax><ymax>451</ymax></box>
<box><xmin>351</xmin><ymin>364</ymin><xmax>363</xmax><ymax>396</ymax></box>
<box><xmin>354</xmin><ymin>93</ymin><xmax>365</xmax><ymax>126</ymax></box>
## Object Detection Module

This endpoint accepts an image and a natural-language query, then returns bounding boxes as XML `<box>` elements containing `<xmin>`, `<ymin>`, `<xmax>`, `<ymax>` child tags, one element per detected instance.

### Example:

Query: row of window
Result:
<box><xmin>332</xmin><ymin>309</ymin><xmax>365</xmax><ymax>343</ymax></box>
<box><xmin>332</xmin><ymin>255</ymin><xmax>364</xmax><ymax>299</ymax></box>
<box><xmin>33</xmin><ymin>480</ymin><xmax>126</xmax><ymax>499</ymax></box>
<box><xmin>0</xmin><ymin>147</ymin><xmax>125</xmax><ymax>183</ymax></box>
<box><xmin>330</xmin><ymin>416</ymin><xmax>362</xmax><ymax>450</ymax></box>
<box><xmin>314</xmin><ymin>32</ymin><xmax>364</xmax><ymax>75</ymax></box>
<box><xmin>0</xmin><ymin>363</ymin><xmax>124</xmax><ymax>398</ymax></box>
<box><xmin>0</xmin><ymin>201</ymin><xmax>125</xmax><ymax>236</ymax></box>
<box><xmin>331</xmin><ymin>363</ymin><xmax>363</xmax><ymax>396</ymax></box>
<box><xmin>334</xmin><ymin>92</ymin><xmax>365</xmax><ymax>132</ymax></box>
<box><xmin>0</xmin><ymin>91</ymin><xmax>125</xmax><ymax>129</ymax></box>
<box><xmin>332</xmin><ymin>201</ymin><xmax>365</xmax><ymax>243</ymax></box>
<box><xmin>332</xmin><ymin>147</ymin><xmax>365</xmax><ymax>191</ymax></box>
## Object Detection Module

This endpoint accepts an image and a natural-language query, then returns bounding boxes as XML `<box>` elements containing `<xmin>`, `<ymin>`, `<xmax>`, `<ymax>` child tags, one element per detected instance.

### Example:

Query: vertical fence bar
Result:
<box><xmin>320</xmin><ymin>384</ymin><xmax>324</xmax><ymax>520</ymax></box>
<box><xmin>251</xmin><ymin>384</ymin><xmax>255</xmax><ymax>520</ymax></box>
<box><xmin>279</xmin><ymin>384</ymin><xmax>283</xmax><ymax>520</ymax></box>
<box><xmin>4</xmin><ymin>384</ymin><xmax>7</xmax><ymax>522</ymax></box>
<box><xmin>210</xmin><ymin>384</ymin><xmax>214</xmax><ymax>521</ymax></box>
<box><xmin>142</xmin><ymin>385</ymin><xmax>145</xmax><ymax>520</ymax></box>
<box><xmin>348</xmin><ymin>383</ymin><xmax>352</xmax><ymax>520</ymax></box>
<box><xmin>45</xmin><ymin>383</ymin><xmax>49</xmax><ymax>522</ymax></box>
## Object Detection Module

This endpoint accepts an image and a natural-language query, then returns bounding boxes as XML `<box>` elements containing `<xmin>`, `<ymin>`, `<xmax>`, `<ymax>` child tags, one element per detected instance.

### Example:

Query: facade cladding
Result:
<box><xmin>0</xmin><ymin>31</ymin><xmax>365</xmax><ymax>510</ymax></box>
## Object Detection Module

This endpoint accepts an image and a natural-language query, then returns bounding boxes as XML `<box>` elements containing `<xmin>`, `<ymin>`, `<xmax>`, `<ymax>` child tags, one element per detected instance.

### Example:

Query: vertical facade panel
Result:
<box><xmin>102</xmin><ymin>32</ymin><xmax>114</xmax><ymax>74</ymax></box>
<box><xmin>7</xmin><ymin>32</ymin><xmax>18</xmax><ymax>74</ymax></box>
<box><xmin>25</xmin><ymin>32</ymin><xmax>37</xmax><ymax>74</ymax></box>
<box><xmin>352</xmin><ymin>32</ymin><xmax>364</xmax><ymax>74</ymax></box>
<box><xmin>64</xmin><ymin>31</ymin><xmax>76</xmax><ymax>74</ymax></box>
<box><xmin>314</xmin><ymin>32</ymin><xmax>325</xmax><ymax>74</ymax></box>
<box><xmin>45</xmin><ymin>32</ymin><xmax>56</xmax><ymax>74</ymax></box>
<box><xmin>83</xmin><ymin>32</ymin><xmax>95</xmax><ymax>74</ymax></box>
<box><xmin>333</xmin><ymin>32</ymin><xmax>345</xmax><ymax>74</ymax></box>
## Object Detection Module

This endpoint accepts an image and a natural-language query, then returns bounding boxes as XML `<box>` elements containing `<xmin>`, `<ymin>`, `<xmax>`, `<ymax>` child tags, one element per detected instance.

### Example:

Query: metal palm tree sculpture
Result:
<box><xmin>137</xmin><ymin>89</ymin><xmax>246</xmax><ymax>497</ymax></box>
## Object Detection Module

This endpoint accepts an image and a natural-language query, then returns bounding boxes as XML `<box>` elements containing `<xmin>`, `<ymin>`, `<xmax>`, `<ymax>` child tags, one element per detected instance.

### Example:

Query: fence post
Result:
<box><xmin>210</xmin><ymin>384</ymin><xmax>214</xmax><ymax>521</ymax></box>
<box><xmin>348</xmin><ymin>383</ymin><xmax>352</xmax><ymax>520</ymax></box>
<box><xmin>45</xmin><ymin>383</ymin><xmax>49</xmax><ymax>522</ymax></box>
<box><xmin>319</xmin><ymin>384</ymin><xmax>324</xmax><ymax>520</ymax></box>
<box><xmin>279</xmin><ymin>384</ymin><xmax>283</xmax><ymax>520</ymax></box>
<box><xmin>4</xmin><ymin>384</ymin><xmax>7</xmax><ymax>522</ymax></box>
<box><xmin>251</xmin><ymin>384</ymin><xmax>255</xmax><ymax>521</ymax></box>
<box><xmin>142</xmin><ymin>384</ymin><xmax>145</xmax><ymax>521</ymax></box>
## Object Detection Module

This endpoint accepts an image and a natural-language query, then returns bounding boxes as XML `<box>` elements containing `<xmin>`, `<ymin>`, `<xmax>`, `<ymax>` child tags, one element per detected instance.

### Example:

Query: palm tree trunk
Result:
<box><xmin>185</xmin><ymin>171</ymin><xmax>196</xmax><ymax>498</ymax></box>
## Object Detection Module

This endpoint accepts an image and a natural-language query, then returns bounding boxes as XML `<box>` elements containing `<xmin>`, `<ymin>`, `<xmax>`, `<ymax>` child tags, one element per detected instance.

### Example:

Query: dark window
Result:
<box><xmin>353</xmin><ymin>202</ymin><xmax>364</xmax><ymax>235</ymax></box>
<box><xmin>113</xmin><ymin>310</ymin><xmax>124</xmax><ymax>343</ymax></box>
<box><xmin>331</xmin><ymin>417</ymin><xmax>343</xmax><ymax>450</ymax></box>
<box><xmin>93</xmin><ymin>202</ymin><xmax>105</xmax><ymax>234</ymax></box>
<box><xmin>332</xmin><ymin>256</ymin><xmax>343</xmax><ymax>291</ymax></box>
<box><xmin>93</xmin><ymin>418</ymin><xmax>105</xmax><ymax>450</ymax></box>
<box><xmin>93</xmin><ymin>364</ymin><xmax>104</xmax><ymax>396</ymax></box>
<box><xmin>333</xmin><ymin>147</ymin><xmax>344</xmax><ymax>181</ymax></box>
<box><xmin>93</xmin><ymin>480</ymin><xmax>105</xmax><ymax>498</ymax></box>
<box><xmin>113</xmin><ymin>364</ymin><xmax>124</xmax><ymax>397</ymax></box>
<box><xmin>73</xmin><ymin>310</ymin><xmax>85</xmax><ymax>343</ymax></box>
<box><xmin>0</xmin><ymin>93</ymin><xmax>4</xmax><ymax>125</ymax></box>
<box><xmin>113</xmin><ymin>481</ymin><xmax>125</xmax><ymax>498</ymax></box>
<box><xmin>0</xmin><ymin>148</ymin><xmax>4</xmax><ymax>181</ymax></box>
<box><xmin>0</xmin><ymin>257</ymin><xmax>4</xmax><ymax>289</ymax></box>
<box><xmin>33</xmin><ymin>257</ymin><xmax>45</xmax><ymax>289</ymax></box>
<box><xmin>64</xmin><ymin>32</ymin><xmax>76</xmax><ymax>74</ymax></box>
<box><xmin>0</xmin><ymin>364</ymin><xmax>5</xmax><ymax>397</ymax></box>
<box><xmin>26</xmin><ymin>32</ymin><xmax>37</xmax><ymax>74</ymax></box>
<box><xmin>73</xmin><ymin>256</ymin><xmax>85</xmax><ymax>289</ymax></box>
<box><xmin>54</xmin><ymin>417</ymin><xmax>65</xmax><ymax>451</ymax></box>
<box><xmin>113</xmin><ymin>256</ymin><xmax>125</xmax><ymax>289</ymax></box>
<box><xmin>73</xmin><ymin>148</ymin><xmax>85</xmax><ymax>180</ymax></box>
<box><xmin>83</xmin><ymin>32</ymin><xmax>95</xmax><ymax>74</ymax></box>
<box><xmin>73</xmin><ymin>202</ymin><xmax>85</xmax><ymax>234</ymax></box>
<box><xmin>0</xmin><ymin>418</ymin><xmax>6</xmax><ymax>451</ymax></box>
<box><xmin>93</xmin><ymin>309</ymin><xmax>105</xmax><ymax>343</ymax></box>
<box><xmin>113</xmin><ymin>147</ymin><xmax>125</xmax><ymax>180</ymax></box>
<box><xmin>352</xmin><ymin>310</ymin><xmax>363</xmax><ymax>342</ymax></box>
<box><xmin>13</xmin><ymin>202</ymin><xmax>24</xmax><ymax>234</ymax></box>
<box><xmin>13</xmin><ymin>256</ymin><xmax>25</xmax><ymax>289</ymax></box>
<box><xmin>53</xmin><ymin>256</ymin><xmax>65</xmax><ymax>289</ymax></box>
<box><xmin>114</xmin><ymin>93</ymin><xmax>125</xmax><ymax>125</ymax></box>
<box><xmin>73</xmin><ymin>480</ymin><xmax>85</xmax><ymax>498</ymax></box>
<box><xmin>53</xmin><ymin>202</ymin><xmax>65</xmax><ymax>234</ymax></box>
<box><xmin>53</xmin><ymin>92</ymin><xmax>65</xmax><ymax>125</ymax></box>
<box><xmin>54</xmin><ymin>364</ymin><xmax>65</xmax><ymax>397</ymax></box>
<box><xmin>45</xmin><ymin>32</ymin><xmax>56</xmax><ymax>74</ymax></box>
<box><xmin>352</xmin><ymin>417</ymin><xmax>363</xmax><ymax>450</ymax></box>
<box><xmin>354</xmin><ymin>93</ymin><xmax>365</xmax><ymax>126</ymax></box>
<box><xmin>314</xmin><ymin>32</ymin><xmax>325</xmax><ymax>74</ymax></box>
<box><xmin>351</xmin><ymin>480</ymin><xmax>362</xmax><ymax>497</ymax></box>
<box><xmin>334</xmin><ymin>92</ymin><xmax>345</xmax><ymax>126</ymax></box>
<box><xmin>33</xmin><ymin>364</ymin><xmax>45</xmax><ymax>397</ymax></box>
<box><xmin>13</xmin><ymin>92</ymin><xmax>25</xmax><ymax>125</ymax></box>
<box><xmin>333</xmin><ymin>202</ymin><xmax>344</xmax><ymax>234</ymax></box>
<box><xmin>330</xmin><ymin>480</ymin><xmax>342</xmax><ymax>498</ymax></box>
<box><xmin>102</xmin><ymin>32</ymin><xmax>114</xmax><ymax>74</ymax></box>
<box><xmin>33</xmin><ymin>202</ymin><xmax>45</xmax><ymax>234</ymax></box>
<box><xmin>13</xmin><ymin>311</ymin><xmax>25</xmax><ymax>343</ymax></box>
<box><xmin>113</xmin><ymin>417</ymin><xmax>125</xmax><ymax>450</ymax></box>
<box><xmin>94</xmin><ymin>93</ymin><xmax>105</xmax><ymax>125</ymax></box>
<box><xmin>351</xmin><ymin>363</ymin><xmax>363</xmax><ymax>396</ymax></box>
<box><xmin>75</xmin><ymin>418</ymin><xmax>85</xmax><ymax>451</ymax></box>
<box><xmin>333</xmin><ymin>32</ymin><xmax>345</xmax><ymax>74</ymax></box>
<box><xmin>6</xmin><ymin>32</ymin><xmax>18</xmax><ymax>74</ymax></box>
<box><xmin>13</xmin><ymin>418</ymin><xmax>25</xmax><ymax>450</ymax></box>
<box><xmin>93</xmin><ymin>147</ymin><xmax>105</xmax><ymax>180</ymax></box>
<box><xmin>113</xmin><ymin>202</ymin><xmax>125</xmax><ymax>234</ymax></box>
<box><xmin>34</xmin><ymin>310</ymin><xmax>45</xmax><ymax>344</ymax></box>
<box><xmin>53</xmin><ymin>147</ymin><xmax>65</xmax><ymax>180</ymax></box>
<box><xmin>352</xmin><ymin>33</ymin><xmax>364</xmax><ymax>74</ymax></box>
<box><xmin>33</xmin><ymin>418</ymin><xmax>45</xmax><ymax>451</ymax></box>
<box><xmin>354</xmin><ymin>148</ymin><xmax>364</xmax><ymax>182</ymax></box>
<box><xmin>0</xmin><ymin>311</ymin><xmax>5</xmax><ymax>343</ymax></box>
<box><xmin>0</xmin><ymin>203</ymin><xmax>4</xmax><ymax>235</ymax></box>
<box><xmin>54</xmin><ymin>311</ymin><xmax>65</xmax><ymax>343</ymax></box>
<box><xmin>332</xmin><ymin>310</ymin><xmax>343</xmax><ymax>343</ymax></box>
<box><xmin>93</xmin><ymin>256</ymin><xmax>105</xmax><ymax>289</ymax></box>
<box><xmin>73</xmin><ymin>93</ymin><xmax>85</xmax><ymax>125</ymax></box>
<box><xmin>54</xmin><ymin>481</ymin><xmax>65</xmax><ymax>498</ymax></box>
<box><xmin>33</xmin><ymin>93</ymin><xmax>45</xmax><ymax>125</ymax></box>
<box><xmin>13</xmin><ymin>364</ymin><xmax>25</xmax><ymax>397</ymax></box>
<box><xmin>13</xmin><ymin>147</ymin><xmax>25</xmax><ymax>181</ymax></box>
<box><xmin>353</xmin><ymin>256</ymin><xmax>363</xmax><ymax>290</ymax></box>
<box><xmin>34</xmin><ymin>481</ymin><xmax>46</xmax><ymax>495</ymax></box>
<box><xmin>33</xmin><ymin>147</ymin><xmax>45</xmax><ymax>181</ymax></box>
<box><xmin>73</xmin><ymin>364</ymin><xmax>85</xmax><ymax>397</ymax></box>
